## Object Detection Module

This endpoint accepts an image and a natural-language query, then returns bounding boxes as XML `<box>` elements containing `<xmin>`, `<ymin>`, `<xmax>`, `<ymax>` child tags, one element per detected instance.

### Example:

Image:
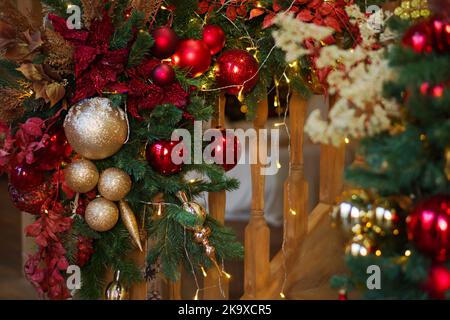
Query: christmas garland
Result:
<box><xmin>0</xmin><ymin>0</ymin><xmax>358</xmax><ymax>300</ymax></box>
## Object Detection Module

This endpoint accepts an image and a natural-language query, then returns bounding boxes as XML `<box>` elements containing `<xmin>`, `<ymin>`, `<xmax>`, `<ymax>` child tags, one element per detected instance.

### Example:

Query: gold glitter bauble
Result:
<box><xmin>105</xmin><ymin>270</ymin><xmax>128</xmax><ymax>300</ymax></box>
<box><xmin>85</xmin><ymin>197</ymin><xmax>119</xmax><ymax>232</ymax></box>
<box><xmin>64</xmin><ymin>97</ymin><xmax>128</xmax><ymax>160</ymax></box>
<box><xmin>98</xmin><ymin>168</ymin><xmax>132</xmax><ymax>201</ymax></box>
<box><xmin>64</xmin><ymin>159</ymin><xmax>99</xmax><ymax>193</ymax></box>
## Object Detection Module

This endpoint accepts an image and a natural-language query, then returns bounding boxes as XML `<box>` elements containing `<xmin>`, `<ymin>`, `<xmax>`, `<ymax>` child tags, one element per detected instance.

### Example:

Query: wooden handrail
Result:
<box><xmin>243</xmin><ymin>95</ymin><xmax>271</xmax><ymax>299</ymax></box>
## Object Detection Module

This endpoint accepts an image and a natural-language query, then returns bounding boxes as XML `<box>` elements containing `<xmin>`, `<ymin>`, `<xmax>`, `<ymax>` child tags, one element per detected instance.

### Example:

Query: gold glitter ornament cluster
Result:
<box><xmin>64</xmin><ymin>97</ymin><xmax>128</xmax><ymax>160</ymax></box>
<box><xmin>394</xmin><ymin>0</ymin><xmax>431</xmax><ymax>20</ymax></box>
<box><xmin>85</xmin><ymin>197</ymin><xmax>119</xmax><ymax>232</ymax></box>
<box><xmin>64</xmin><ymin>159</ymin><xmax>99</xmax><ymax>193</ymax></box>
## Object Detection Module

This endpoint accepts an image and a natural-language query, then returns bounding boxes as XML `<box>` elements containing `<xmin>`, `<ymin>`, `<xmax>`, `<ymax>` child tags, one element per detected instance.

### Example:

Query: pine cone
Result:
<box><xmin>147</xmin><ymin>290</ymin><xmax>162</xmax><ymax>300</ymax></box>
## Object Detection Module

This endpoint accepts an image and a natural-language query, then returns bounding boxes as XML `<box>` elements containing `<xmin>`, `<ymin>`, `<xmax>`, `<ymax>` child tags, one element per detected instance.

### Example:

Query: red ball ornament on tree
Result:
<box><xmin>9</xmin><ymin>164</ymin><xmax>44</xmax><ymax>192</ymax></box>
<box><xmin>146</xmin><ymin>140</ymin><xmax>184</xmax><ymax>175</ymax></box>
<box><xmin>9</xmin><ymin>181</ymin><xmax>55</xmax><ymax>214</ymax></box>
<box><xmin>172</xmin><ymin>39</ymin><xmax>212</xmax><ymax>78</ymax></box>
<box><xmin>407</xmin><ymin>195</ymin><xmax>450</xmax><ymax>262</ymax></box>
<box><xmin>215</xmin><ymin>49</ymin><xmax>259</xmax><ymax>95</ymax></box>
<box><xmin>402</xmin><ymin>20</ymin><xmax>434</xmax><ymax>53</ymax></box>
<box><xmin>423</xmin><ymin>265</ymin><xmax>450</xmax><ymax>299</ymax></box>
<box><xmin>208</xmin><ymin>128</ymin><xmax>240</xmax><ymax>172</ymax></box>
<box><xmin>151</xmin><ymin>63</ymin><xmax>176</xmax><ymax>86</ymax></box>
<box><xmin>151</xmin><ymin>26</ymin><xmax>179</xmax><ymax>59</ymax></box>
<box><xmin>202</xmin><ymin>24</ymin><xmax>226</xmax><ymax>55</ymax></box>
<box><xmin>35</xmin><ymin>127</ymin><xmax>71</xmax><ymax>171</ymax></box>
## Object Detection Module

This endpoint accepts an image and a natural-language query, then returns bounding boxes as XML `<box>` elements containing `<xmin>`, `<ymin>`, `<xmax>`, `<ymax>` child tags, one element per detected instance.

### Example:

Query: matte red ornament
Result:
<box><xmin>151</xmin><ymin>63</ymin><xmax>176</xmax><ymax>86</ymax></box>
<box><xmin>215</xmin><ymin>49</ymin><xmax>259</xmax><ymax>95</ymax></box>
<box><xmin>35</xmin><ymin>127</ymin><xmax>71</xmax><ymax>171</ymax></box>
<box><xmin>151</xmin><ymin>26</ymin><xmax>179</xmax><ymax>59</ymax></box>
<box><xmin>146</xmin><ymin>140</ymin><xmax>184</xmax><ymax>175</ymax></box>
<box><xmin>423</xmin><ymin>265</ymin><xmax>450</xmax><ymax>299</ymax></box>
<box><xmin>9</xmin><ymin>181</ymin><xmax>54</xmax><ymax>214</ymax></box>
<box><xmin>407</xmin><ymin>195</ymin><xmax>450</xmax><ymax>262</ymax></box>
<box><xmin>208</xmin><ymin>128</ymin><xmax>240</xmax><ymax>172</ymax></box>
<box><xmin>202</xmin><ymin>24</ymin><xmax>226</xmax><ymax>55</ymax></box>
<box><xmin>9</xmin><ymin>164</ymin><xmax>44</xmax><ymax>192</ymax></box>
<box><xmin>172</xmin><ymin>39</ymin><xmax>211</xmax><ymax>78</ymax></box>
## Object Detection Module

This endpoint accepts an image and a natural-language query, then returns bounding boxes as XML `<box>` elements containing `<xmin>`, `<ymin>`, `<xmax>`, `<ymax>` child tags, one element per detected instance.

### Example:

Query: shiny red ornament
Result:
<box><xmin>172</xmin><ymin>39</ymin><xmax>212</xmax><ymax>78</ymax></box>
<box><xmin>208</xmin><ymin>128</ymin><xmax>240</xmax><ymax>171</ymax></box>
<box><xmin>9</xmin><ymin>181</ymin><xmax>54</xmax><ymax>214</ymax></box>
<box><xmin>407</xmin><ymin>195</ymin><xmax>450</xmax><ymax>262</ymax></box>
<box><xmin>151</xmin><ymin>26</ymin><xmax>179</xmax><ymax>59</ymax></box>
<box><xmin>423</xmin><ymin>265</ymin><xmax>450</xmax><ymax>299</ymax></box>
<box><xmin>9</xmin><ymin>164</ymin><xmax>44</xmax><ymax>192</ymax></box>
<box><xmin>35</xmin><ymin>128</ymin><xmax>71</xmax><ymax>171</ymax></box>
<box><xmin>402</xmin><ymin>20</ymin><xmax>434</xmax><ymax>53</ymax></box>
<box><xmin>429</xmin><ymin>16</ymin><xmax>450</xmax><ymax>53</ymax></box>
<box><xmin>146</xmin><ymin>140</ymin><xmax>184</xmax><ymax>175</ymax></box>
<box><xmin>151</xmin><ymin>63</ymin><xmax>176</xmax><ymax>86</ymax></box>
<box><xmin>215</xmin><ymin>49</ymin><xmax>259</xmax><ymax>95</ymax></box>
<box><xmin>202</xmin><ymin>24</ymin><xmax>226</xmax><ymax>55</ymax></box>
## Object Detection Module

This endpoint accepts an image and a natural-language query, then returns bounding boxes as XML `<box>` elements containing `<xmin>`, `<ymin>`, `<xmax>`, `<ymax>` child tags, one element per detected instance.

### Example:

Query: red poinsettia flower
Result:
<box><xmin>49</xmin><ymin>12</ymin><xmax>129</xmax><ymax>103</ymax></box>
<box><xmin>126</xmin><ymin>59</ymin><xmax>190</xmax><ymax>120</ymax></box>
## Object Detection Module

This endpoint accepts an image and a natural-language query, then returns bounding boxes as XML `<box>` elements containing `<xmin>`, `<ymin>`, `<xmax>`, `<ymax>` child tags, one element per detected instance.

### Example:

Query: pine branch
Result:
<box><xmin>127</xmin><ymin>31</ymin><xmax>154</xmax><ymax>68</ymax></box>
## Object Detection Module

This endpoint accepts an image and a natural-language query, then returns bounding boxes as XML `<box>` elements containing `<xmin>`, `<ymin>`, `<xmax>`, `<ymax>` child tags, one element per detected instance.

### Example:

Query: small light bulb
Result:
<box><xmin>277</xmin><ymin>161</ymin><xmax>282</xmax><ymax>169</ymax></box>
<box><xmin>200</xmin><ymin>266</ymin><xmax>207</xmax><ymax>278</ymax></box>
<box><xmin>290</xmin><ymin>209</ymin><xmax>297</xmax><ymax>216</ymax></box>
<box><xmin>375</xmin><ymin>250</ymin><xmax>382</xmax><ymax>256</ymax></box>
<box><xmin>223</xmin><ymin>271</ymin><xmax>231</xmax><ymax>279</ymax></box>
<box><xmin>194</xmin><ymin>290</ymin><xmax>199</xmax><ymax>300</ymax></box>
<box><xmin>404</xmin><ymin>250</ymin><xmax>411</xmax><ymax>257</ymax></box>
<box><xmin>344</xmin><ymin>137</ymin><xmax>350</xmax><ymax>144</ymax></box>
<box><xmin>280</xmin><ymin>292</ymin><xmax>286</xmax><ymax>299</ymax></box>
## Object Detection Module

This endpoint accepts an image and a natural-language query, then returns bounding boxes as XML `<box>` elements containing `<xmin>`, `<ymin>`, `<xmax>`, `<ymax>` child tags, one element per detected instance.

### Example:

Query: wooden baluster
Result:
<box><xmin>283</xmin><ymin>92</ymin><xmax>309</xmax><ymax>262</ymax></box>
<box><xmin>244</xmin><ymin>96</ymin><xmax>270</xmax><ymax>299</ymax></box>
<box><xmin>319</xmin><ymin>96</ymin><xmax>346</xmax><ymax>205</ymax></box>
<box><xmin>204</xmin><ymin>93</ymin><xmax>229</xmax><ymax>299</ymax></box>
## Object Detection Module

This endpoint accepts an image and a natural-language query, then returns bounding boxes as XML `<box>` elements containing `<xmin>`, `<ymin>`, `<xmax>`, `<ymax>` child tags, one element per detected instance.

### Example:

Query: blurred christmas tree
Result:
<box><xmin>331</xmin><ymin>4</ymin><xmax>450</xmax><ymax>299</ymax></box>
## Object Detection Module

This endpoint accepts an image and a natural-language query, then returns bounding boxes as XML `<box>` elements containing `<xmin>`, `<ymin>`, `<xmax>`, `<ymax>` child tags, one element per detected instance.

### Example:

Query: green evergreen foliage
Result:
<box><xmin>127</xmin><ymin>30</ymin><xmax>154</xmax><ymax>67</ymax></box>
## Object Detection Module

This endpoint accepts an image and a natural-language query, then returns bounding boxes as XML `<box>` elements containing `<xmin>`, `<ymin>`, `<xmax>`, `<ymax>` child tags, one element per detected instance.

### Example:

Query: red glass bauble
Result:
<box><xmin>172</xmin><ymin>39</ymin><xmax>211</xmax><ymax>78</ymax></box>
<box><xmin>146</xmin><ymin>140</ymin><xmax>184</xmax><ymax>175</ymax></box>
<box><xmin>202</xmin><ymin>24</ymin><xmax>226</xmax><ymax>55</ymax></box>
<box><xmin>9</xmin><ymin>164</ymin><xmax>44</xmax><ymax>192</ymax></box>
<box><xmin>208</xmin><ymin>128</ymin><xmax>240</xmax><ymax>172</ymax></box>
<box><xmin>215</xmin><ymin>49</ymin><xmax>259</xmax><ymax>95</ymax></box>
<box><xmin>151</xmin><ymin>26</ymin><xmax>179</xmax><ymax>59</ymax></box>
<box><xmin>151</xmin><ymin>63</ymin><xmax>176</xmax><ymax>86</ymax></box>
<box><xmin>429</xmin><ymin>16</ymin><xmax>450</xmax><ymax>53</ymax></box>
<box><xmin>402</xmin><ymin>20</ymin><xmax>434</xmax><ymax>53</ymax></box>
<box><xmin>35</xmin><ymin>127</ymin><xmax>71</xmax><ymax>170</ymax></box>
<box><xmin>423</xmin><ymin>265</ymin><xmax>450</xmax><ymax>299</ymax></box>
<box><xmin>9</xmin><ymin>181</ymin><xmax>55</xmax><ymax>214</ymax></box>
<box><xmin>407</xmin><ymin>195</ymin><xmax>450</xmax><ymax>262</ymax></box>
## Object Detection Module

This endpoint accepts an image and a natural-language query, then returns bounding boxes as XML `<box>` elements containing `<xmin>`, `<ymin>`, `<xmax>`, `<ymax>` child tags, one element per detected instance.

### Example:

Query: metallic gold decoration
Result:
<box><xmin>331</xmin><ymin>189</ymin><xmax>371</xmax><ymax>234</ymax></box>
<box><xmin>64</xmin><ymin>159</ymin><xmax>99</xmax><ymax>193</ymax></box>
<box><xmin>64</xmin><ymin>97</ymin><xmax>128</xmax><ymax>160</ymax></box>
<box><xmin>369</xmin><ymin>198</ymin><xmax>399</xmax><ymax>232</ymax></box>
<box><xmin>345</xmin><ymin>234</ymin><xmax>374</xmax><ymax>257</ymax></box>
<box><xmin>394</xmin><ymin>0</ymin><xmax>430</xmax><ymax>20</ymax></box>
<box><xmin>85</xmin><ymin>197</ymin><xmax>119</xmax><ymax>232</ymax></box>
<box><xmin>119</xmin><ymin>200</ymin><xmax>143</xmax><ymax>252</ymax></box>
<box><xmin>176</xmin><ymin>191</ymin><xmax>207</xmax><ymax>229</ymax></box>
<box><xmin>105</xmin><ymin>270</ymin><xmax>128</xmax><ymax>300</ymax></box>
<box><xmin>98</xmin><ymin>168</ymin><xmax>132</xmax><ymax>201</ymax></box>
<box><xmin>445</xmin><ymin>146</ymin><xmax>450</xmax><ymax>181</ymax></box>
